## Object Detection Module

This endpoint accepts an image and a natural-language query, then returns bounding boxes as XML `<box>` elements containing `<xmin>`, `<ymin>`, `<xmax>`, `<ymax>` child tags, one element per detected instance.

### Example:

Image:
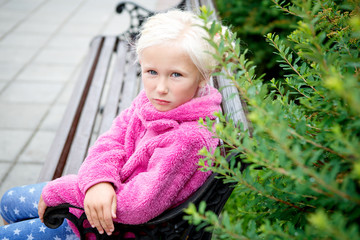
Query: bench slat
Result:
<box><xmin>216</xmin><ymin>76</ymin><xmax>250</xmax><ymax>131</ymax></box>
<box><xmin>190</xmin><ymin>0</ymin><xmax>250</xmax><ymax>132</ymax></box>
<box><xmin>118</xmin><ymin>50</ymin><xmax>140</xmax><ymax>111</ymax></box>
<box><xmin>99</xmin><ymin>41</ymin><xmax>128</xmax><ymax>134</ymax></box>
<box><xmin>38</xmin><ymin>37</ymin><xmax>104</xmax><ymax>182</ymax></box>
<box><xmin>99</xmin><ymin>40</ymin><xmax>128</xmax><ymax>135</ymax></box>
<box><xmin>187</xmin><ymin>0</ymin><xmax>201</xmax><ymax>12</ymax></box>
<box><xmin>63</xmin><ymin>36</ymin><xmax>117</xmax><ymax>175</ymax></box>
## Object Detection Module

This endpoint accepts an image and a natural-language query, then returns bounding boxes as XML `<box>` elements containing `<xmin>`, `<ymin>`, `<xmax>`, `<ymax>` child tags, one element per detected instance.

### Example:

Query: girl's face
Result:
<box><xmin>140</xmin><ymin>44</ymin><xmax>205</xmax><ymax>112</ymax></box>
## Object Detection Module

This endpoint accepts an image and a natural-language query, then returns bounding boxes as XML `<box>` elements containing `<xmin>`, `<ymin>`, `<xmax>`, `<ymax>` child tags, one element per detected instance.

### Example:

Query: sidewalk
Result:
<box><xmin>0</xmin><ymin>0</ymin><xmax>179</xmax><ymax>200</ymax></box>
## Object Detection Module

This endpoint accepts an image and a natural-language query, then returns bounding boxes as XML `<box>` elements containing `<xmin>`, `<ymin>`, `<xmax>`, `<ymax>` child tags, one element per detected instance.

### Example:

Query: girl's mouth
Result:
<box><xmin>154</xmin><ymin>99</ymin><xmax>170</xmax><ymax>105</ymax></box>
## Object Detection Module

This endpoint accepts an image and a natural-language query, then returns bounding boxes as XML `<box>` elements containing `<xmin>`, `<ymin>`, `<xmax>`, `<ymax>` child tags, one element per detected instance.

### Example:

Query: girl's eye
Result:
<box><xmin>171</xmin><ymin>72</ymin><xmax>182</xmax><ymax>77</ymax></box>
<box><xmin>148</xmin><ymin>70</ymin><xmax>157</xmax><ymax>75</ymax></box>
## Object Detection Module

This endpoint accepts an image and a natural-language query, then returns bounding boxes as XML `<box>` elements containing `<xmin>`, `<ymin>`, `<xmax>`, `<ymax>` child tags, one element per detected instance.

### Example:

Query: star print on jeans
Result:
<box><xmin>19</xmin><ymin>196</ymin><xmax>26</xmax><ymax>203</ymax></box>
<box><xmin>26</xmin><ymin>233</ymin><xmax>34</xmax><ymax>240</ymax></box>
<box><xmin>13</xmin><ymin>228</ymin><xmax>21</xmax><ymax>235</ymax></box>
<box><xmin>39</xmin><ymin>225</ymin><xmax>46</xmax><ymax>233</ymax></box>
<box><xmin>0</xmin><ymin>182</ymin><xmax>79</xmax><ymax>240</ymax></box>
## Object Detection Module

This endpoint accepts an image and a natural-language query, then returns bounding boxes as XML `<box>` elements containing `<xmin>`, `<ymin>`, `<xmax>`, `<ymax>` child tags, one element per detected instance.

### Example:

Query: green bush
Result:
<box><xmin>186</xmin><ymin>0</ymin><xmax>360</xmax><ymax>239</ymax></box>
<box><xmin>215</xmin><ymin>0</ymin><xmax>298</xmax><ymax>80</ymax></box>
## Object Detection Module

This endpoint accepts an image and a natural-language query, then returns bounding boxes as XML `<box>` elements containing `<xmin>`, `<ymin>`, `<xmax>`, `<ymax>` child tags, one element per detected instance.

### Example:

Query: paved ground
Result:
<box><xmin>0</xmin><ymin>0</ymin><xmax>179</xmax><ymax>203</ymax></box>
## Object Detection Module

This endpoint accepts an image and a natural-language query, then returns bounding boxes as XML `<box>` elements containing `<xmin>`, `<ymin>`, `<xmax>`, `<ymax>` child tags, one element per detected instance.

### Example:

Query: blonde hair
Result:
<box><xmin>136</xmin><ymin>10</ymin><xmax>217</xmax><ymax>80</ymax></box>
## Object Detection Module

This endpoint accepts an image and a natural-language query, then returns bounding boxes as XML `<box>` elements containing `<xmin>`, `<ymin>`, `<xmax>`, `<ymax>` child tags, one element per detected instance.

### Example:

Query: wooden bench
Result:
<box><xmin>40</xmin><ymin>0</ymin><xmax>251</xmax><ymax>239</ymax></box>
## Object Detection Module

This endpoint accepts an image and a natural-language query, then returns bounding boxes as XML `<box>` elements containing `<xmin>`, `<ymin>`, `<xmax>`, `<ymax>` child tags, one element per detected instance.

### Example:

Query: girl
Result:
<box><xmin>0</xmin><ymin>9</ymin><xmax>222</xmax><ymax>239</ymax></box>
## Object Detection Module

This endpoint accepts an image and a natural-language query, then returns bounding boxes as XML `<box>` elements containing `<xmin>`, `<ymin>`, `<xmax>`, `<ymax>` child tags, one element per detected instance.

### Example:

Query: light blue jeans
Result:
<box><xmin>0</xmin><ymin>182</ymin><xmax>78</xmax><ymax>240</ymax></box>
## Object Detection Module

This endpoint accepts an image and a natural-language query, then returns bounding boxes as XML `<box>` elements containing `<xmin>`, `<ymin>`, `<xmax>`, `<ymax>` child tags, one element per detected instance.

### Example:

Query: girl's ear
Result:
<box><xmin>198</xmin><ymin>76</ymin><xmax>207</xmax><ymax>87</ymax></box>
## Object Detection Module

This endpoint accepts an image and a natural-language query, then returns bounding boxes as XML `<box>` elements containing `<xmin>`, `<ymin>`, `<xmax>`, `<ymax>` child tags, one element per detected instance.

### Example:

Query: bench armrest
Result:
<box><xmin>115</xmin><ymin>0</ymin><xmax>186</xmax><ymax>40</ymax></box>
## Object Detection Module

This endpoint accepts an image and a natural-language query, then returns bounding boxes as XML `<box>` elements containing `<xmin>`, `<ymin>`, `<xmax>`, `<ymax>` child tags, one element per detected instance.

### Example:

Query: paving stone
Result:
<box><xmin>39</xmin><ymin>103</ymin><xmax>66</xmax><ymax>131</ymax></box>
<box><xmin>57</xmin><ymin>81</ymin><xmax>75</xmax><ymax>104</ymax></box>
<box><xmin>14</xmin><ymin>19</ymin><xmax>58</xmax><ymax>35</ymax></box>
<box><xmin>17</xmin><ymin>63</ymin><xmax>76</xmax><ymax>82</ymax></box>
<box><xmin>27</xmin><ymin>0</ymin><xmax>82</xmax><ymax>24</ymax></box>
<box><xmin>0</xmin><ymin>129</ymin><xmax>33</xmax><ymax>161</ymax></box>
<box><xmin>0</xmin><ymin>162</ymin><xmax>12</xmax><ymax>203</ymax></box>
<box><xmin>0</xmin><ymin>81</ymin><xmax>6</xmax><ymax>92</ymax></box>
<box><xmin>0</xmin><ymin>162</ymin><xmax>11</xmax><ymax>183</ymax></box>
<box><xmin>28</xmin><ymin>7</ymin><xmax>76</xmax><ymax>25</ymax></box>
<box><xmin>101</xmin><ymin>12</ymin><xmax>130</xmax><ymax>35</ymax></box>
<box><xmin>58</xmin><ymin>22</ymin><xmax>104</xmax><ymax>37</ymax></box>
<box><xmin>0</xmin><ymin>62</ymin><xmax>23</xmax><ymax>80</ymax></box>
<box><xmin>28</xmin><ymin>12</ymin><xmax>70</xmax><ymax>24</ymax></box>
<box><xmin>47</xmin><ymin>34</ymin><xmax>91</xmax><ymax>51</ymax></box>
<box><xmin>55</xmin><ymin>63</ymin><xmax>82</xmax><ymax>104</ymax></box>
<box><xmin>0</xmin><ymin>46</ymin><xmax>37</xmax><ymax>64</ymax></box>
<box><xmin>42</xmin><ymin>0</ymin><xmax>82</xmax><ymax>10</ymax></box>
<box><xmin>19</xmin><ymin>130</ymin><xmax>55</xmax><ymax>163</ymax></box>
<box><xmin>0</xmin><ymin>103</ymin><xmax>48</xmax><ymax>129</ymax></box>
<box><xmin>0</xmin><ymin>32</ymin><xmax>50</xmax><ymax>48</ymax></box>
<box><xmin>68</xmin><ymin>9</ymin><xmax>111</xmax><ymax>25</ymax></box>
<box><xmin>0</xmin><ymin>81</ymin><xmax>63</xmax><ymax>103</ymax></box>
<box><xmin>0</xmin><ymin>9</ymin><xmax>26</xmax><ymax>22</ymax></box>
<box><xmin>0</xmin><ymin>21</ymin><xmax>15</xmax><ymax>36</ymax></box>
<box><xmin>0</xmin><ymin>0</ymin><xmax>45</xmax><ymax>38</ymax></box>
<box><xmin>79</xmin><ymin>0</ymin><xmax>116</xmax><ymax>13</ymax></box>
<box><xmin>0</xmin><ymin>0</ymin><xmax>8</xmax><ymax>5</ymax></box>
<box><xmin>32</xmin><ymin>47</ymin><xmax>87</xmax><ymax>65</ymax></box>
<box><xmin>1</xmin><ymin>0</ymin><xmax>44</xmax><ymax>12</ymax></box>
<box><xmin>0</xmin><ymin>23</ymin><xmax>28</xmax><ymax>37</ymax></box>
<box><xmin>0</xmin><ymin>162</ymin><xmax>43</xmax><ymax>198</ymax></box>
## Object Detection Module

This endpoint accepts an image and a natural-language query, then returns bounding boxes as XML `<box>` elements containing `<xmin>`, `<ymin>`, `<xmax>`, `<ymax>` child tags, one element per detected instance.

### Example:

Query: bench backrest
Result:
<box><xmin>38</xmin><ymin>37</ymin><xmax>141</xmax><ymax>181</ymax></box>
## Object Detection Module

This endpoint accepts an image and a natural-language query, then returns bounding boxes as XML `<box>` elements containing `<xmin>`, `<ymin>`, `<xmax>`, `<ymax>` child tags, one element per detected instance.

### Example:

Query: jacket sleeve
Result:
<box><xmin>76</xmin><ymin>104</ymin><xmax>135</xmax><ymax>195</ymax></box>
<box><xmin>113</xmin><ymin>128</ymin><xmax>217</xmax><ymax>224</ymax></box>
<box><xmin>41</xmin><ymin>100</ymin><xmax>136</xmax><ymax>207</ymax></box>
<box><xmin>41</xmin><ymin>174</ymin><xmax>84</xmax><ymax>207</ymax></box>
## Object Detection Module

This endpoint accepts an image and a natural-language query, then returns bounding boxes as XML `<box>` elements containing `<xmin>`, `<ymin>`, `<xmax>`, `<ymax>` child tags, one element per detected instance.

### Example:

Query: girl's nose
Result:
<box><xmin>156</xmin><ymin>78</ymin><xmax>169</xmax><ymax>94</ymax></box>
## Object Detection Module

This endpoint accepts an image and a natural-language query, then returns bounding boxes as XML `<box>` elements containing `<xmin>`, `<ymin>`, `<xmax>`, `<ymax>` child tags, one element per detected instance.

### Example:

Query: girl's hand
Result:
<box><xmin>38</xmin><ymin>195</ymin><xmax>47</xmax><ymax>223</ymax></box>
<box><xmin>84</xmin><ymin>182</ymin><xmax>117</xmax><ymax>236</ymax></box>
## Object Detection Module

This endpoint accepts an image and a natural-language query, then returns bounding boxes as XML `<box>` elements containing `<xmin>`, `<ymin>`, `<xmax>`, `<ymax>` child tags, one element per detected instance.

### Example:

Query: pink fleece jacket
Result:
<box><xmin>42</xmin><ymin>86</ymin><xmax>221</xmax><ymax>227</ymax></box>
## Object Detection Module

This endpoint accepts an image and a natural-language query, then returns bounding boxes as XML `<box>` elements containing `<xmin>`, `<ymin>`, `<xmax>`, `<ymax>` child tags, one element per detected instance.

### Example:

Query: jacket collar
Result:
<box><xmin>135</xmin><ymin>87</ymin><xmax>222</xmax><ymax>131</ymax></box>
